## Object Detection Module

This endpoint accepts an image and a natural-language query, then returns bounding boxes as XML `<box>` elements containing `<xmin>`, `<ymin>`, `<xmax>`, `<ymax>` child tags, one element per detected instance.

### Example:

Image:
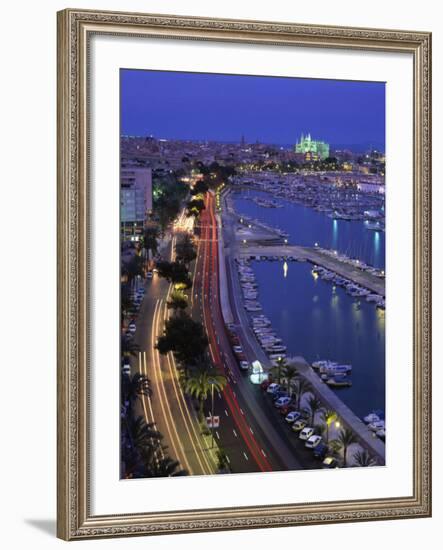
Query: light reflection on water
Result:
<box><xmin>233</xmin><ymin>190</ymin><xmax>385</xmax><ymax>268</ymax></box>
<box><xmin>252</xmin><ymin>260</ymin><xmax>385</xmax><ymax>418</ymax></box>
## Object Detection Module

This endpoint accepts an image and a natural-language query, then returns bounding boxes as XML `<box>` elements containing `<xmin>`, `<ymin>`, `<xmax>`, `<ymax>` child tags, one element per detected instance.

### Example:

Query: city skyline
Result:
<box><xmin>121</xmin><ymin>69</ymin><xmax>385</xmax><ymax>150</ymax></box>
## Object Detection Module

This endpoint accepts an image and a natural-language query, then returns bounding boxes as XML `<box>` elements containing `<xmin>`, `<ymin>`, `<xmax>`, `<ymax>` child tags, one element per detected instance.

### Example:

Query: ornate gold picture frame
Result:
<box><xmin>57</xmin><ymin>8</ymin><xmax>431</xmax><ymax>540</ymax></box>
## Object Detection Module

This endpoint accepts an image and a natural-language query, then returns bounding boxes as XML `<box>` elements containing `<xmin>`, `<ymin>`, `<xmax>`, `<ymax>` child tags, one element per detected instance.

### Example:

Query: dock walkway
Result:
<box><xmin>238</xmin><ymin>245</ymin><xmax>385</xmax><ymax>296</ymax></box>
<box><xmin>290</xmin><ymin>357</ymin><xmax>386</xmax><ymax>463</ymax></box>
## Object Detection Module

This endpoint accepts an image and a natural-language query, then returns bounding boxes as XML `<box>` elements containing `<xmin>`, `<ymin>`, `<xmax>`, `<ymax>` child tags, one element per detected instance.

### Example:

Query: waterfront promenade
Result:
<box><xmin>291</xmin><ymin>357</ymin><xmax>386</xmax><ymax>462</ymax></box>
<box><xmin>219</xmin><ymin>188</ymin><xmax>386</xmax><ymax>464</ymax></box>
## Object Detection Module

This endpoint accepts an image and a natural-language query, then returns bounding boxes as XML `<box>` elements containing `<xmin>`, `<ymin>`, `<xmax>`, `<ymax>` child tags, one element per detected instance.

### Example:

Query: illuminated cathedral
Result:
<box><xmin>295</xmin><ymin>133</ymin><xmax>330</xmax><ymax>160</ymax></box>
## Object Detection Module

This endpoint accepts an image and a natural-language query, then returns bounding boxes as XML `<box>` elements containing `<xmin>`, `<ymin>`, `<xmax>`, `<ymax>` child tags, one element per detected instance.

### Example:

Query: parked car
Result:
<box><xmin>233</xmin><ymin>345</ymin><xmax>243</xmax><ymax>354</ymax></box>
<box><xmin>261</xmin><ymin>379</ymin><xmax>271</xmax><ymax>391</ymax></box>
<box><xmin>122</xmin><ymin>363</ymin><xmax>131</xmax><ymax>375</ymax></box>
<box><xmin>285</xmin><ymin>410</ymin><xmax>301</xmax><ymax>423</ymax></box>
<box><xmin>272</xmin><ymin>390</ymin><xmax>288</xmax><ymax>402</ymax></box>
<box><xmin>239</xmin><ymin>361</ymin><xmax>249</xmax><ymax>371</ymax></box>
<box><xmin>266</xmin><ymin>383</ymin><xmax>280</xmax><ymax>395</ymax></box>
<box><xmin>313</xmin><ymin>443</ymin><xmax>329</xmax><ymax>460</ymax></box>
<box><xmin>146</xmin><ymin>271</ymin><xmax>153</xmax><ymax>279</ymax></box>
<box><xmin>305</xmin><ymin>435</ymin><xmax>322</xmax><ymax>449</ymax></box>
<box><xmin>275</xmin><ymin>396</ymin><xmax>291</xmax><ymax>409</ymax></box>
<box><xmin>299</xmin><ymin>427</ymin><xmax>314</xmax><ymax>441</ymax></box>
<box><xmin>280</xmin><ymin>404</ymin><xmax>297</xmax><ymax>416</ymax></box>
<box><xmin>292</xmin><ymin>419</ymin><xmax>307</xmax><ymax>432</ymax></box>
<box><xmin>322</xmin><ymin>456</ymin><xmax>339</xmax><ymax>469</ymax></box>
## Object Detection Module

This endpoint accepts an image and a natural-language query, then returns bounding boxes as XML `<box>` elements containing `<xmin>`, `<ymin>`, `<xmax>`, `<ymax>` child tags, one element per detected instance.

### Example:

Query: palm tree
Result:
<box><xmin>270</xmin><ymin>356</ymin><xmax>287</xmax><ymax>385</ymax></box>
<box><xmin>184</xmin><ymin>369</ymin><xmax>227</xmax><ymax>419</ymax></box>
<box><xmin>125</xmin><ymin>254</ymin><xmax>145</xmax><ymax>283</ymax></box>
<box><xmin>352</xmin><ymin>448</ymin><xmax>377</xmax><ymax>467</ymax></box>
<box><xmin>336</xmin><ymin>427</ymin><xmax>358</xmax><ymax>467</ymax></box>
<box><xmin>292</xmin><ymin>378</ymin><xmax>312</xmax><ymax>411</ymax></box>
<box><xmin>306</xmin><ymin>395</ymin><xmax>324</xmax><ymax>427</ymax></box>
<box><xmin>175</xmin><ymin>234</ymin><xmax>197</xmax><ymax>266</ymax></box>
<box><xmin>282</xmin><ymin>364</ymin><xmax>299</xmax><ymax>394</ymax></box>
<box><xmin>150</xmin><ymin>456</ymin><xmax>188</xmax><ymax>477</ymax></box>
<box><xmin>321</xmin><ymin>409</ymin><xmax>338</xmax><ymax>444</ymax></box>
<box><xmin>143</xmin><ymin>226</ymin><xmax>159</xmax><ymax>259</ymax></box>
<box><xmin>129</xmin><ymin>416</ymin><xmax>162</xmax><ymax>449</ymax></box>
<box><xmin>121</xmin><ymin>372</ymin><xmax>151</xmax><ymax>417</ymax></box>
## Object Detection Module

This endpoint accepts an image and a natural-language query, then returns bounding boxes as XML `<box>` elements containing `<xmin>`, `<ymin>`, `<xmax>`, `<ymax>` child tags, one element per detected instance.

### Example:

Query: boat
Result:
<box><xmin>326</xmin><ymin>376</ymin><xmax>352</xmax><ymax>388</ymax></box>
<box><xmin>363</xmin><ymin>412</ymin><xmax>381</xmax><ymax>424</ymax></box>
<box><xmin>366</xmin><ymin>294</ymin><xmax>383</xmax><ymax>303</ymax></box>
<box><xmin>312</xmin><ymin>360</ymin><xmax>338</xmax><ymax>370</ymax></box>
<box><xmin>319</xmin><ymin>364</ymin><xmax>352</xmax><ymax>375</ymax></box>
<box><xmin>368</xmin><ymin>420</ymin><xmax>385</xmax><ymax>432</ymax></box>
<box><xmin>365</xmin><ymin>221</ymin><xmax>384</xmax><ymax>231</ymax></box>
<box><xmin>265</xmin><ymin>345</ymin><xmax>287</xmax><ymax>353</ymax></box>
<box><xmin>355</xmin><ymin>288</ymin><xmax>370</xmax><ymax>297</ymax></box>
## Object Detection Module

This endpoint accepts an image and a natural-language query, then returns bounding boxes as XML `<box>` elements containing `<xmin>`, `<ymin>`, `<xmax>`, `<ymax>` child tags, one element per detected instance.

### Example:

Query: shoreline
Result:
<box><xmin>219</xmin><ymin>187</ymin><xmax>386</xmax><ymax>464</ymax></box>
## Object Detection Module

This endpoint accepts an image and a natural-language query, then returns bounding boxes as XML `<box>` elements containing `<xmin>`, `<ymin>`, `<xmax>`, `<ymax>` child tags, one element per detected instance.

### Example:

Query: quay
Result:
<box><xmin>237</xmin><ymin>244</ymin><xmax>385</xmax><ymax>297</ymax></box>
<box><xmin>218</xmin><ymin>187</ymin><xmax>386</xmax><ymax>465</ymax></box>
<box><xmin>289</xmin><ymin>357</ymin><xmax>386</xmax><ymax>463</ymax></box>
<box><xmin>225</xmin><ymin>189</ymin><xmax>385</xmax><ymax>296</ymax></box>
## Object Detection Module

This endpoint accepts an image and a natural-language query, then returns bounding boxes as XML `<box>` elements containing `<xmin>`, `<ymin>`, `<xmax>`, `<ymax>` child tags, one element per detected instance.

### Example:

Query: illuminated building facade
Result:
<box><xmin>295</xmin><ymin>133</ymin><xmax>330</xmax><ymax>160</ymax></box>
<box><xmin>121</xmin><ymin>167</ymin><xmax>153</xmax><ymax>238</ymax></box>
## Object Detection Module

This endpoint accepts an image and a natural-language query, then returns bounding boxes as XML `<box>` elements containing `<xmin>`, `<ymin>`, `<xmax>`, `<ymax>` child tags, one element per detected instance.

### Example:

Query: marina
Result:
<box><xmin>232</xmin><ymin>188</ymin><xmax>386</xmax><ymax>269</ymax></box>
<box><xmin>222</xmin><ymin>186</ymin><xmax>385</xmax><ymax>422</ymax></box>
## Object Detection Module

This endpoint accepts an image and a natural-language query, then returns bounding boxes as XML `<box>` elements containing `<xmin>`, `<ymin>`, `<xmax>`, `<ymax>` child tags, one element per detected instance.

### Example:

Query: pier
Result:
<box><xmin>218</xmin><ymin>187</ymin><xmax>386</xmax><ymax>465</ymax></box>
<box><xmin>237</xmin><ymin>244</ymin><xmax>385</xmax><ymax>296</ymax></box>
<box><xmin>289</xmin><ymin>357</ymin><xmax>386</xmax><ymax>463</ymax></box>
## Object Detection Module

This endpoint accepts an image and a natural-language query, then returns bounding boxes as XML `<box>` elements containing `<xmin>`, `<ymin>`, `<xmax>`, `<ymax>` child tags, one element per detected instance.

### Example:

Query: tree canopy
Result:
<box><xmin>175</xmin><ymin>234</ymin><xmax>197</xmax><ymax>265</ymax></box>
<box><xmin>156</xmin><ymin>260</ymin><xmax>192</xmax><ymax>288</ymax></box>
<box><xmin>156</xmin><ymin>312</ymin><xmax>209</xmax><ymax>366</ymax></box>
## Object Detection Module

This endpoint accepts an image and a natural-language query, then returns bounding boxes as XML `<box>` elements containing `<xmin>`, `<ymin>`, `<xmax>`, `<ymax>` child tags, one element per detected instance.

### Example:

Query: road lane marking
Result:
<box><xmin>151</xmin><ymin>299</ymin><xmax>193</xmax><ymax>475</ymax></box>
<box><xmin>224</xmin><ymin>409</ymin><xmax>229</xmax><ymax>416</ymax></box>
<box><xmin>163</xmin><ymin>266</ymin><xmax>214</xmax><ymax>474</ymax></box>
<box><xmin>243</xmin><ymin>452</ymin><xmax>249</xmax><ymax>461</ymax></box>
<box><xmin>261</xmin><ymin>449</ymin><xmax>267</xmax><ymax>458</ymax></box>
<box><xmin>142</xmin><ymin>351</ymin><xmax>164</xmax><ymax>462</ymax></box>
<box><xmin>233</xmin><ymin>429</ymin><xmax>238</xmax><ymax>437</ymax></box>
<box><xmin>166</xmin><ymin>340</ymin><xmax>214</xmax><ymax>475</ymax></box>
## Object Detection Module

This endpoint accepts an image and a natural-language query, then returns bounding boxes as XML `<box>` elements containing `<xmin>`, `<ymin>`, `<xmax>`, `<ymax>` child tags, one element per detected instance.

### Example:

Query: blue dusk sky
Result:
<box><xmin>121</xmin><ymin>69</ymin><xmax>385</xmax><ymax>150</ymax></box>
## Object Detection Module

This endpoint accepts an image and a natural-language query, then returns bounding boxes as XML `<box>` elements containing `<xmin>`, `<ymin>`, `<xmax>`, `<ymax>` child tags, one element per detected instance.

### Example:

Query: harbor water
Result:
<box><xmin>233</xmin><ymin>190</ymin><xmax>385</xmax><ymax>269</ymax></box>
<box><xmin>233</xmin><ymin>190</ymin><xmax>385</xmax><ymax>418</ymax></box>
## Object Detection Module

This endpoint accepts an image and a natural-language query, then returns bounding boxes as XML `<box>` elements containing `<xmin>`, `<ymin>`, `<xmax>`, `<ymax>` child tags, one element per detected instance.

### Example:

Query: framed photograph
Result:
<box><xmin>57</xmin><ymin>8</ymin><xmax>431</xmax><ymax>540</ymax></box>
